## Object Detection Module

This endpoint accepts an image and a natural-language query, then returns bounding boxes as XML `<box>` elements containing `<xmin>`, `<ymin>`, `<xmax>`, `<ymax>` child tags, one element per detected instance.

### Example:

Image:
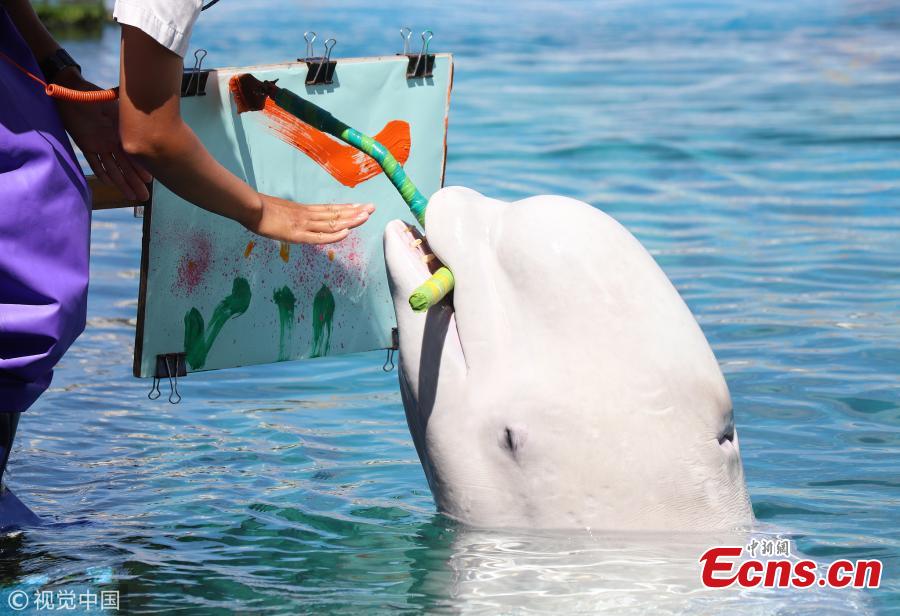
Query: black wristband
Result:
<box><xmin>39</xmin><ymin>48</ymin><xmax>81</xmax><ymax>83</ymax></box>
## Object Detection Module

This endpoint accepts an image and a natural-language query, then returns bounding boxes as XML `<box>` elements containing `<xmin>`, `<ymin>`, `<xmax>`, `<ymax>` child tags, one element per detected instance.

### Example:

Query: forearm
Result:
<box><xmin>2</xmin><ymin>0</ymin><xmax>60</xmax><ymax>62</ymax></box>
<box><xmin>119</xmin><ymin>24</ymin><xmax>260</xmax><ymax>226</ymax></box>
<box><xmin>117</xmin><ymin>24</ymin><xmax>374</xmax><ymax>244</ymax></box>
<box><xmin>127</xmin><ymin>121</ymin><xmax>262</xmax><ymax>227</ymax></box>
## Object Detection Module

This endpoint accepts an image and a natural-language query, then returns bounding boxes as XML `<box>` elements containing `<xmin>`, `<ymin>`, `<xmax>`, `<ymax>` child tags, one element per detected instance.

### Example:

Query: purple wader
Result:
<box><xmin>0</xmin><ymin>7</ymin><xmax>91</xmax><ymax>414</ymax></box>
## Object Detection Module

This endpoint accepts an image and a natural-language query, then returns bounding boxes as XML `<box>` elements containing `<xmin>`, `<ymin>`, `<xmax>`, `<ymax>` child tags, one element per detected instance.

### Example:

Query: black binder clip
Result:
<box><xmin>181</xmin><ymin>49</ymin><xmax>210</xmax><ymax>97</ymax></box>
<box><xmin>383</xmin><ymin>327</ymin><xmax>399</xmax><ymax>372</ymax></box>
<box><xmin>401</xmin><ymin>29</ymin><xmax>434</xmax><ymax>79</ymax></box>
<box><xmin>300</xmin><ymin>32</ymin><xmax>337</xmax><ymax>86</ymax></box>
<box><xmin>149</xmin><ymin>352</ymin><xmax>186</xmax><ymax>404</ymax></box>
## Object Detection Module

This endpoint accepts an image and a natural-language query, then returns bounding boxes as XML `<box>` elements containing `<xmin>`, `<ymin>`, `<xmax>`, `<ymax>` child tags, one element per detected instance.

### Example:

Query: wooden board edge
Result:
<box><xmin>211</xmin><ymin>52</ymin><xmax>454</xmax><ymax>78</ymax></box>
<box><xmin>132</xmin><ymin>182</ymin><xmax>155</xmax><ymax>378</ymax></box>
<box><xmin>88</xmin><ymin>175</ymin><xmax>147</xmax><ymax>210</ymax></box>
<box><xmin>441</xmin><ymin>55</ymin><xmax>454</xmax><ymax>188</ymax></box>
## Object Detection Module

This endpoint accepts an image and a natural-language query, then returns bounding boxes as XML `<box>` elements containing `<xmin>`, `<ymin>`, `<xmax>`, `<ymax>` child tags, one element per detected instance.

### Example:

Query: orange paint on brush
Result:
<box><xmin>261</xmin><ymin>98</ymin><xmax>411</xmax><ymax>188</ymax></box>
<box><xmin>244</xmin><ymin>240</ymin><xmax>255</xmax><ymax>257</ymax></box>
<box><xmin>279</xmin><ymin>242</ymin><xmax>291</xmax><ymax>262</ymax></box>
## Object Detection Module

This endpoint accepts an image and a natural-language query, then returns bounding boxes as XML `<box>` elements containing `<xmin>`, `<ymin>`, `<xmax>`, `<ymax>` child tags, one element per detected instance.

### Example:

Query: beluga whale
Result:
<box><xmin>384</xmin><ymin>186</ymin><xmax>754</xmax><ymax>530</ymax></box>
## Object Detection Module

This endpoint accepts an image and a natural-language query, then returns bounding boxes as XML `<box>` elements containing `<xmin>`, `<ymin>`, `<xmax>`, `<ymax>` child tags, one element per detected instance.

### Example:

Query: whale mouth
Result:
<box><xmin>385</xmin><ymin>219</ymin><xmax>452</xmax><ymax>311</ymax></box>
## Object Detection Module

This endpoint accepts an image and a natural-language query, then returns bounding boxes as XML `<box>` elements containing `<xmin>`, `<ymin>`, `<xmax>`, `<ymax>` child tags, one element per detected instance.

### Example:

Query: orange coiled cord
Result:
<box><xmin>0</xmin><ymin>49</ymin><xmax>119</xmax><ymax>103</ymax></box>
<box><xmin>45</xmin><ymin>83</ymin><xmax>118</xmax><ymax>102</ymax></box>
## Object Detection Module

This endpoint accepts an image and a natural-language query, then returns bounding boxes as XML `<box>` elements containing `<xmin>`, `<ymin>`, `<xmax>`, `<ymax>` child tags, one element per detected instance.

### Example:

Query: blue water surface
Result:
<box><xmin>3</xmin><ymin>0</ymin><xmax>898</xmax><ymax>613</ymax></box>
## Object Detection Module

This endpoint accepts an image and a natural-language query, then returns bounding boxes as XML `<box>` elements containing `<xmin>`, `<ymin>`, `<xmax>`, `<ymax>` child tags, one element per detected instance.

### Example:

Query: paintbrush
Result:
<box><xmin>229</xmin><ymin>73</ymin><xmax>452</xmax><ymax>312</ymax></box>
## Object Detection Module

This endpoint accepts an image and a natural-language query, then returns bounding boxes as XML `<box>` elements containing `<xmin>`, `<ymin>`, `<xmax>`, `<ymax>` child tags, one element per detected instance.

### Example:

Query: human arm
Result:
<box><xmin>118</xmin><ymin>25</ymin><xmax>372</xmax><ymax>243</ymax></box>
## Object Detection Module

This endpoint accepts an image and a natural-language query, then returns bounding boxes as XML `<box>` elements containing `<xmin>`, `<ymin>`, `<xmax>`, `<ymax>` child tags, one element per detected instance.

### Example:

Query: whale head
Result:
<box><xmin>384</xmin><ymin>186</ymin><xmax>753</xmax><ymax>530</ymax></box>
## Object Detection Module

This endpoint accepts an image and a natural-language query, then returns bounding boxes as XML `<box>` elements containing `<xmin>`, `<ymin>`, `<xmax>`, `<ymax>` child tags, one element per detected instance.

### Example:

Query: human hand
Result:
<box><xmin>247</xmin><ymin>193</ymin><xmax>375</xmax><ymax>244</ymax></box>
<box><xmin>54</xmin><ymin>69</ymin><xmax>152</xmax><ymax>201</ymax></box>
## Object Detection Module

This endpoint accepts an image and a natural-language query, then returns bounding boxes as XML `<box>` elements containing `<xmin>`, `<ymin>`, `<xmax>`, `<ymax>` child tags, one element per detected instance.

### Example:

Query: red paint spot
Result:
<box><xmin>261</xmin><ymin>98</ymin><xmax>411</xmax><ymax>188</ymax></box>
<box><xmin>290</xmin><ymin>231</ymin><xmax>368</xmax><ymax>304</ymax></box>
<box><xmin>172</xmin><ymin>232</ymin><xmax>212</xmax><ymax>296</ymax></box>
<box><xmin>244</xmin><ymin>240</ymin><xmax>255</xmax><ymax>257</ymax></box>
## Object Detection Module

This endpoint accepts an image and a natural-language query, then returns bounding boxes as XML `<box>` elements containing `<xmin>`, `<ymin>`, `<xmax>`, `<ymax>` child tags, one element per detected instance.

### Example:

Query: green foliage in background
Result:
<box><xmin>34</xmin><ymin>0</ymin><xmax>108</xmax><ymax>38</ymax></box>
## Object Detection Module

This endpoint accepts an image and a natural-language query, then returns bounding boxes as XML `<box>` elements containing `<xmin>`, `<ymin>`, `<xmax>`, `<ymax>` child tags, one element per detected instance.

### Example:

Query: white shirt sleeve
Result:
<box><xmin>113</xmin><ymin>0</ymin><xmax>203</xmax><ymax>58</ymax></box>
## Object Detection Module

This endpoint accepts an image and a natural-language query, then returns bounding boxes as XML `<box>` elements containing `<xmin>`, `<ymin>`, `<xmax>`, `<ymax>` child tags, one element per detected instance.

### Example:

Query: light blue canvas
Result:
<box><xmin>135</xmin><ymin>54</ymin><xmax>453</xmax><ymax>377</ymax></box>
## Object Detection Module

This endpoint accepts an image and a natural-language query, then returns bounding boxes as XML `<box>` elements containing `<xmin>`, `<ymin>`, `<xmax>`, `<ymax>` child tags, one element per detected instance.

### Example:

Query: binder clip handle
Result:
<box><xmin>305</xmin><ymin>37</ymin><xmax>337</xmax><ymax>86</ymax></box>
<box><xmin>323</xmin><ymin>38</ymin><xmax>336</xmax><ymax>63</ymax></box>
<box><xmin>400</xmin><ymin>27</ymin><xmax>413</xmax><ymax>55</ymax></box>
<box><xmin>405</xmin><ymin>30</ymin><xmax>435</xmax><ymax>79</ymax></box>
<box><xmin>304</xmin><ymin>31</ymin><xmax>317</xmax><ymax>59</ymax></box>
<box><xmin>148</xmin><ymin>378</ymin><xmax>161</xmax><ymax>400</ymax></box>
<box><xmin>383</xmin><ymin>348</ymin><xmax>395</xmax><ymax>372</ymax></box>
<box><xmin>182</xmin><ymin>48</ymin><xmax>210</xmax><ymax>97</ymax></box>
<box><xmin>420</xmin><ymin>30</ymin><xmax>433</xmax><ymax>55</ymax></box>
<box><xmin>193</xmin><ymin>49</ymin><xmax>207</xmax><ymax>71</ymax></box>
<box><xmin>149</xmin><ymin>353</ymin><xmax>186</xmax><ymax>404</ymax></box>
<box><xmin>383</xmin><ymin>327</ymin><xmax>399</xmax><ymax>372</ymax></box>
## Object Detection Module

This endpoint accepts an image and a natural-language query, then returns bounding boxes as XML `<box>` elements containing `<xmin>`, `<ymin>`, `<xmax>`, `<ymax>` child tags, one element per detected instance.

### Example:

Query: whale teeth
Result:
<box><xmin>421</xmin><ymin>253</ymin><xmax>436</xmax><ymax>264</ymax></box>
<box><xmin>410</xmin><ymin>238</ymin><xmax>423</xmax><ymax>248</ymax></box>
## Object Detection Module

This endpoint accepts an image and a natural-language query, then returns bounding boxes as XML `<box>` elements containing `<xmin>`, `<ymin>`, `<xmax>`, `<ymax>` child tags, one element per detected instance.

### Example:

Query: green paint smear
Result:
<box><xmin>184</xmin><ymin>277</ymin><xmax>252</xmax><ymax>370</ymax></box>
<box><xmin>273</xmin><ymin>285</ymin><xmax>296</xmax><ymax>362</ymax></box>
<box><xmin>309</xmin><ymin>283</ymin><xmax>335</xmax><ymax>358</ymax></box>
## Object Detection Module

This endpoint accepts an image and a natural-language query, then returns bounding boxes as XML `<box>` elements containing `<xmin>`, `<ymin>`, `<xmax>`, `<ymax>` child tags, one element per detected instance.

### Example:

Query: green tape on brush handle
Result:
<box><xmin>271</xmin><ymin>87</ymin><xmax>428</xmax><ymax>226</ymax></box>
<box><xmin>270</xmin><ymin>85</ymin><xmax>450</xmax><ymax>308</ymax></box>
<box><xmin>339</xmin><ymin>131</ymin><xmax>429</xmax><ymax>227</ymax></box>
<box><xmin>409</xmin><ymin>267</ymin><xmax>455</xmax><ymax>312</ymax></box>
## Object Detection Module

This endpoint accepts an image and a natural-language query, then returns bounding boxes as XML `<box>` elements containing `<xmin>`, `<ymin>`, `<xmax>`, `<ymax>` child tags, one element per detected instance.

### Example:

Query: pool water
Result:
<box><xmin>3</xmin><ymin>0</ymin><xmax>898</xmax><ymax>613</ymax></box>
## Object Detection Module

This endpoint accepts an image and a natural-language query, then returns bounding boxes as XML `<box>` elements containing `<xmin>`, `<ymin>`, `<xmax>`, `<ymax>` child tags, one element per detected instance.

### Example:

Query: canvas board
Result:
<box><xmin>134</xmin><ymin>54</ymin><xmax>453</xmax><ymax>377</ymax></box>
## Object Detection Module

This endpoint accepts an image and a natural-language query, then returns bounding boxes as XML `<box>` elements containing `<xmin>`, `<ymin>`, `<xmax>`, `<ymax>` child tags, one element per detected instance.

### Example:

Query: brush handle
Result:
<box><xmin>409</xmin><ymin>267</ymin><xmax>455</xmax><ymax>312</ymax></box>
<box><xmin>270</xmin><ymin>87</ymin><xmax>429</xmax><ymax>226</ymax></box>
<box><xmin>269</xmin><ymin>84</ymin><xmax>451</xmax><ymax>312</ymax></box>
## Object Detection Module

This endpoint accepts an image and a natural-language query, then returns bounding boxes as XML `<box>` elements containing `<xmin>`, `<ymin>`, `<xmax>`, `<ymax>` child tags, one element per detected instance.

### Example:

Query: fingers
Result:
<box><xmin>294</xmin><ymin>203</ymin><xmax>373</xmax><ymax>243</ymax></box>
<box><xmin>123</xmin><ymin>150</ymin><xmax>153</xmax><ymax>184</ymax></box>
<box><xmin>86</xmin><ymin>153</ymin><xmax>112</xmax><ymax>187</ymax></box>
<box><xmin>307</xmin><ymin>203</ymin><xmax>375</xmax><ymax>220</ymax></box>
<box><xmin>301</xmin><ymin>228</ymin><xmax>352</xmax><ymax>245</ymax></box>
<box><xmin>304</xmin><ymin>207</ymin><xmax>373</xmax><ymax>233</ymax></box>
<box><xmin>92</xmin><ymin>151</ymin><xmax>151</xmax><ymax>202</ymax></box>
<box><xmin>113</xmin><ymin>148</ymin><xmax>152</xmax><ymax>200</ymax></box>
<box><xmin>97</xmin><ymin>152</ymin><xmax>136</xmax><ymax>201</ymax></box>
<box><xmin>253</xmin><ymin>195</ymin><xmax>377</xmax><ymax>244</ymax></box>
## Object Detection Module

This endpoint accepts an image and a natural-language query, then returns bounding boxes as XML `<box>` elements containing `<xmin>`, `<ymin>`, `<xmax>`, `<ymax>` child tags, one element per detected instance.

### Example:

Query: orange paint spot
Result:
<box><xmin>244</xmin><ymin>240</ymin><xmax>255</xmax><ymax>257</ymax></box>
<box><xmin>261</xmin><ymin>98</ymin><xmax>411</xmax><ymax>188</ymax></box>
<box><xmin>279</xmin><ymin>242</ymin><xmax>290</xmax><ymax>262</ymax></box>
<box><xmin>327</xmin><ymin>250</ymin><xmax>335</xmax><ymax>261</ymax></box>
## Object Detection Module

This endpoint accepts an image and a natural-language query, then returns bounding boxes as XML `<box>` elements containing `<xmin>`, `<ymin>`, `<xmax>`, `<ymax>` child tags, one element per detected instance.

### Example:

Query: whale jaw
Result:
<box><xmin>384</xmin><ymin>187</ymin><xmax>754</xmax><ymax>530</ymax></box>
